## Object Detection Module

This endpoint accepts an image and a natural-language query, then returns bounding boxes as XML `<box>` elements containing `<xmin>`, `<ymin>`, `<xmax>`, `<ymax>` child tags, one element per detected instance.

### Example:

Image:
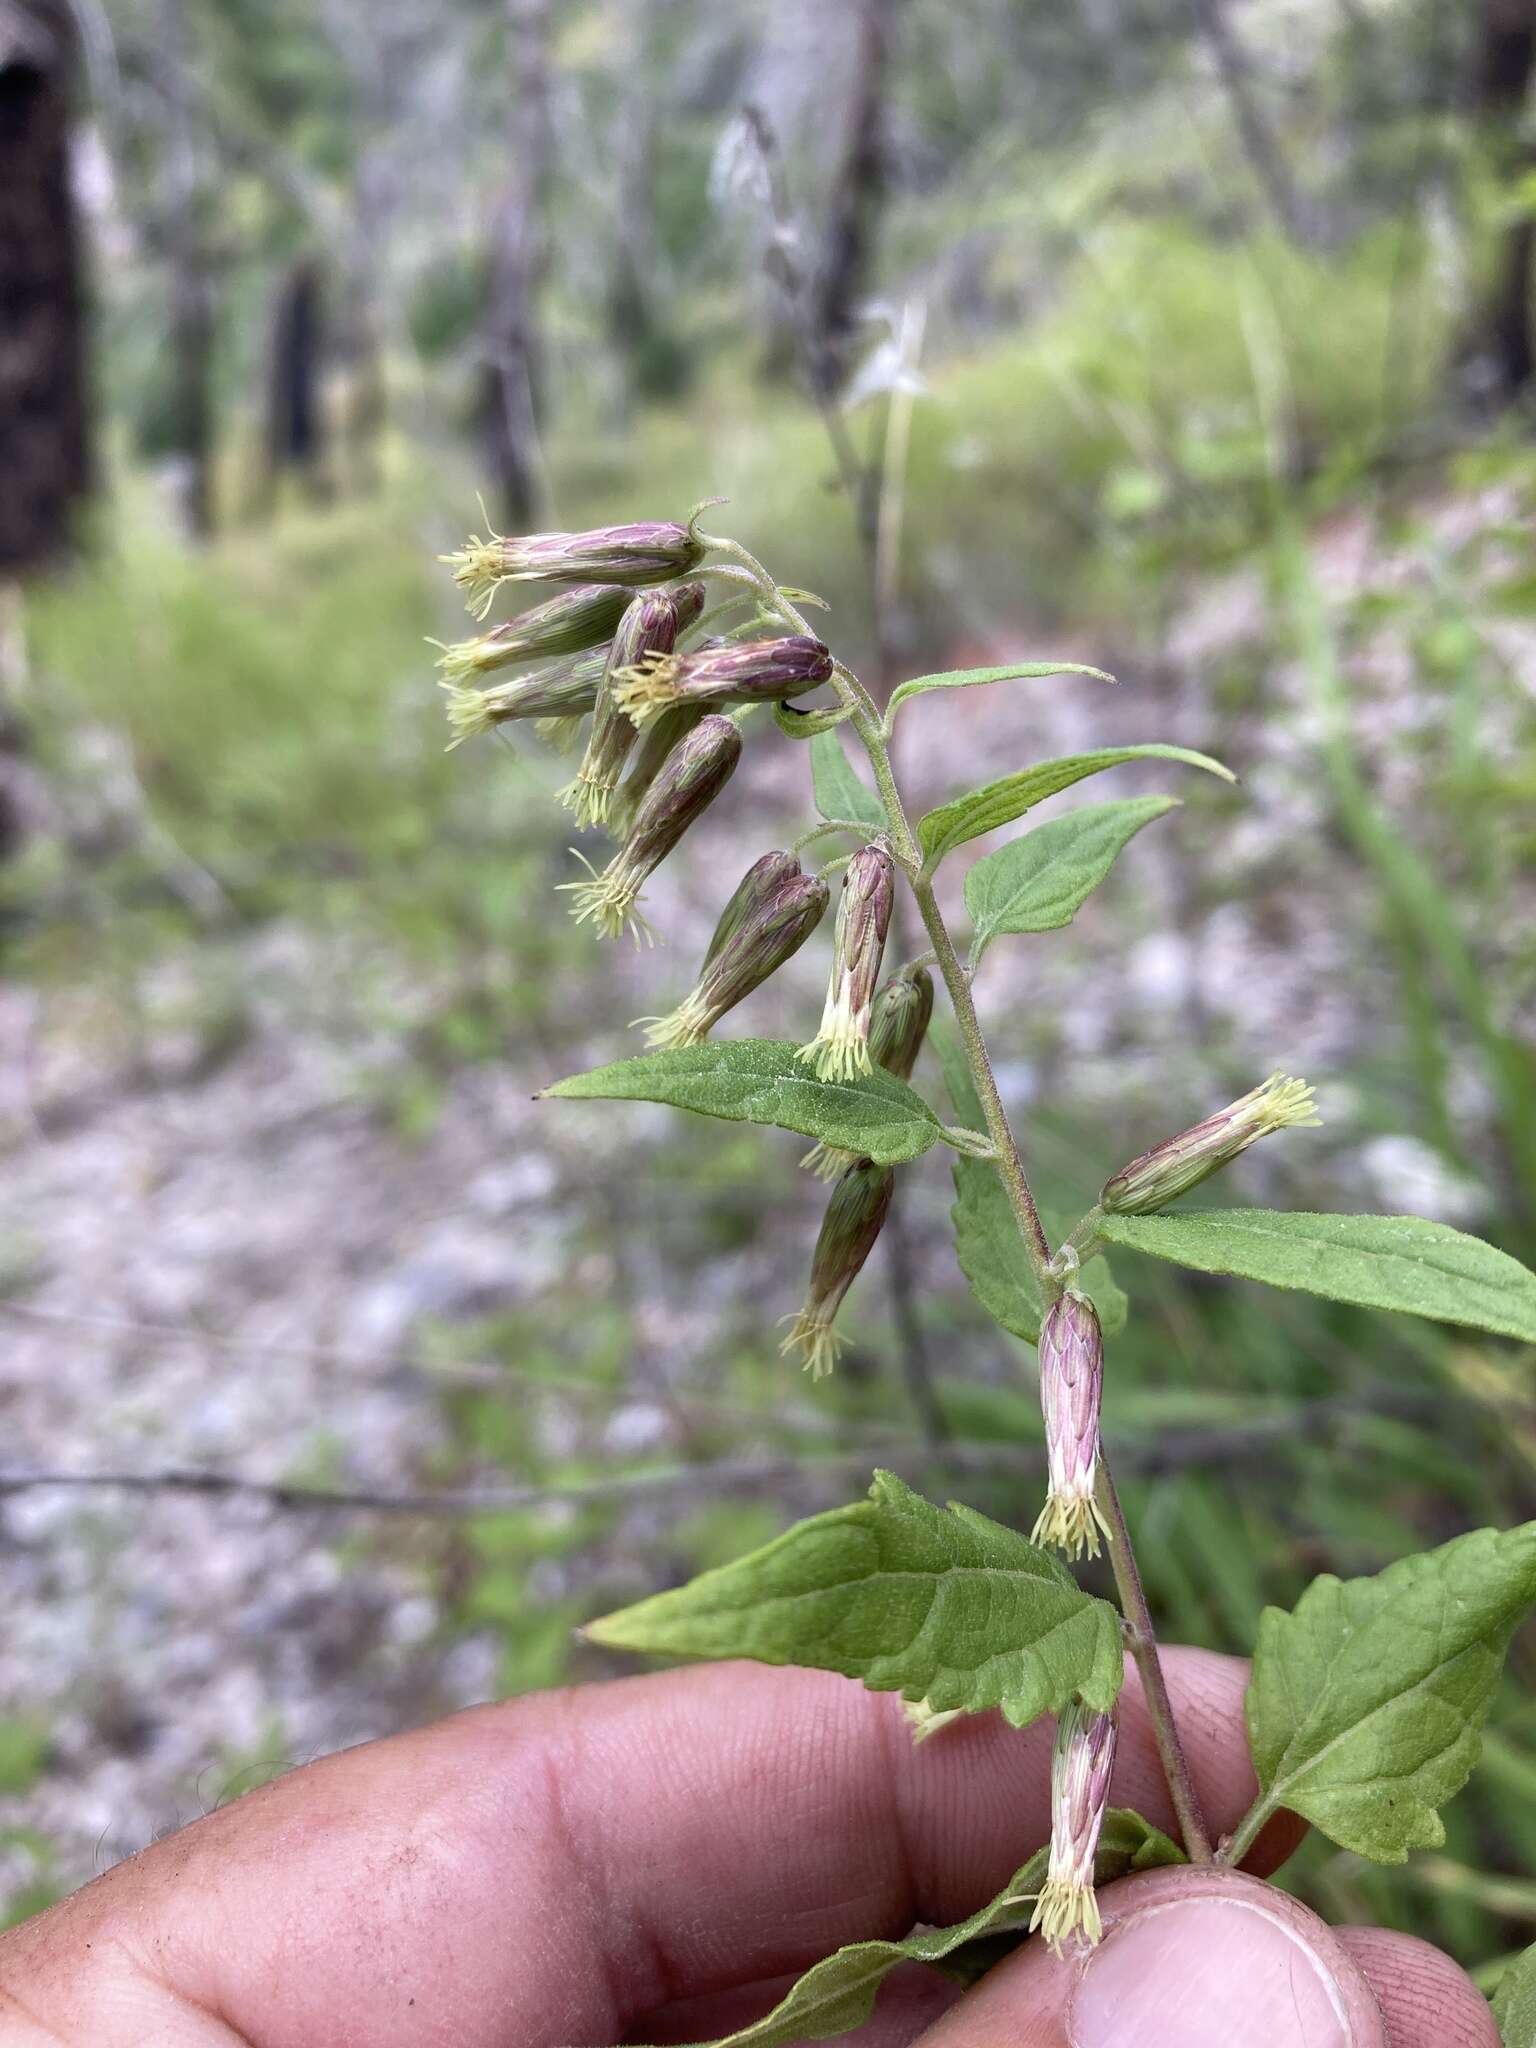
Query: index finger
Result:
<box><xmin>1</xmin><ymin>1649</ymin><xmax>1280</xmax><ymax>2047</ymax></box>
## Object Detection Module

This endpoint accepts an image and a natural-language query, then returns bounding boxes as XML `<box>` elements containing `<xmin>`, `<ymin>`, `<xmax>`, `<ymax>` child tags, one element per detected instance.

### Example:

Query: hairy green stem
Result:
<box><xmin>1097</xmin><ymin>1460</ymin><xmax>1214</xmax><ymax>1862</ymax></box>
<box><xmin>716</xmin><ymin>533</ymin><xmax>1207</xmax><ymax>1852</ymax></box>
<box><xmin>1218</xmin><ymin>1796</ymin><xmax>1272</xmax><ymax>1869</ymax></box>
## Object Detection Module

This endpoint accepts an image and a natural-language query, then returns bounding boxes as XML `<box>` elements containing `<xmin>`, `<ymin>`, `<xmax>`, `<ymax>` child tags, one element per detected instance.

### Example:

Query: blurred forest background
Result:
<box><xmin>2</xmin><ymin>0</ymin><xmax>1536</xmax><ymax>1993</ymax></box>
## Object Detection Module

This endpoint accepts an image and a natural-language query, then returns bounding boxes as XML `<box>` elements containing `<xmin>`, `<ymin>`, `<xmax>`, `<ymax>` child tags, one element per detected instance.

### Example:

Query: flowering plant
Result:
<box><xmin>435</xmin><ymin>509</ymin><xmax>1536</xmax><ymax>2042</ymax></box>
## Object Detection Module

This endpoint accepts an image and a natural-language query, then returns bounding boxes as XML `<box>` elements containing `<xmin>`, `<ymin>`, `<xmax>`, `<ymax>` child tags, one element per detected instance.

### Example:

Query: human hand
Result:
<box><xmin>0</xmin><ymin>1650</ymin><xmax>1498</xmax><ymax>2046</ymax></box>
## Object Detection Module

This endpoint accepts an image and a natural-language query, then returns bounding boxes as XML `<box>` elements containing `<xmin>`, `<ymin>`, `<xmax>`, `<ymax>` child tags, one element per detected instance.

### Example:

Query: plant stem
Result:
<box><xmin>1218</xmin><ymin>1798</ymin><xmax>1272</xmax><ymax>1870</ymax></box>
<box><xmin>1097</xmin><ymin>1458</ymin><xmax>1214</xmax><ymax>1862</ymax></box>
<box><xmin>718</xmin><ymin>536</ymin><xmax>1208</xmax><ymax>1853</ymax></box>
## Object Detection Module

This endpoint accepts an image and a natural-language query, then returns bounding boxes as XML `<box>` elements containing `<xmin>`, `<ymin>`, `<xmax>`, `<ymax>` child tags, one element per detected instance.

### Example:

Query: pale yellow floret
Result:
<box><xmin>636</xmin><ymin>993</ymin><xmax>713</xmax><ymax>1049</ymax></box>
<box><xmin>796</xmin><ymin>993</ymin><xmax>873</xmax><ymax>1085</ymax></box>
<box><xmin>439</xmin><ymin>534</ymin><xmax>511</xmax><ymax>620</ymax></box>
<box><xmin>612</xmin><ymin>654</ymin><xmax>683</xmax><ymax>726</ymax></box>
<box><xmin>556</xmin><ymin>770</ymin><xmax>615</xmax><ymax>830</ymax></box>
<box><xmin>534</xmin><ymin>715</ymin><xmax>586</xmax><ymax>752</ymax></box>
<box><xmin>556</xmin><ymin>850</ymin><xmax>656</xmax><ymax>946</ymax></box>
<box><xmin>1031</xmin><ymin>1489</ymin><xmax>1112</xmax><ymax>1562</ymax></box>
<box><xmin>439</xmin><ymin>681</ymin><xmax>497</xmax><ymax>749</ymax></box>
<box><xmin>779</xmin><ymin>1311</ymin><xmax>846</xmax><ymax>1380</ymax></box>
<box><xmin>799</xmin><ymin>1139</ymin><xmax>858</xmax><ymax>1182</ymax></box>
<box><xmin>1029</xmin><ymin>1877</ymin><xmax>1102</xmax><ymax>1958</ymax></box>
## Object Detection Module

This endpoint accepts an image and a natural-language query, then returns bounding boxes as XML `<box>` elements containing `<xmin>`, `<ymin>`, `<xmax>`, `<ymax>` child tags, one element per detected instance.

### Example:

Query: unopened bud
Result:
<box><xmin>614</xmin><ymin>634</ymin><xmax>833</xmax><ymax>727</ymax></box>
<box><xmin>440</xmin><ymin>652</ymin><xmax>605</xmax><ymax>748</ymax></box>
<box><xmin>797</xmin><ymin>845</ymin><xmax>895</xmax><ymax>1084</ymax></box>
<box><xmin>1031</xmin><ymin>1291</ymin><xmax>1109</xmax><ymax>1561</ymax></box>
<box><xmin>1100</xmin><ymin>1074</ymin><xmax>1319</xmax><ymax>1215</ymax></box>
<box><xmin>434</xmin><ymin>585</ymin><xmax>633</xmax><ymax>685</ymax></box>
<box><xmin>780</xmin><ymin>1158</ymin><xmax>895</xmax><ymax>1378</ymax></box>
<box><xmin>1030</xmin><ymin>1701</ymin><xmax>1117</xmax><ymax>1956</ymax></box>
<box><xmin>560</xmin><ymin>714</ymin><xmax>741</xmax><ymax>944</ymax></box>
<box><xmin>802</xmin><ymin>967</ymin><xmax>933</xmax><ymax>1178</ymax></box>
<box><xmin>442</xmin><ymin>519</ymin><xmax>707</xmax><ymax>617</ymax></box>
<box><xmin>558</xmin><ymin>582</ymin><xmax>706</xmax><ymax>829</ymax></box>
<box><xmin>609</xmin><ymin>702</ymin><xmax>707</xmax><ymax>837</ymax></box>
<box><xmin>641</xmin><ymin>856</ymin><xmax>829</xmax><ymax>1048</ymax></box>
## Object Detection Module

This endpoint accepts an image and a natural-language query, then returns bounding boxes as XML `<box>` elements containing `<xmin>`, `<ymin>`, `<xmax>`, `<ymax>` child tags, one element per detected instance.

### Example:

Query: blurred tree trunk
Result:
<box><xmin>481</xmin><ymin>0</ymin><xmax>553</xmax><ymax>532</ymax></box>
<box><xmin>1470</xmin><ymin>0</ymin><xmax>1536</xmax><ymax>404</ymax></box>
<box><xmin>1189</xmin><ymin>0</ymin><xmax>1315</xmax><ymax>244</ymax></box>
<box><xmin>604</xmin><ymin>0</ymin><xmax>661</xmax><ymax>414</ymax></box>
<box><xmin>161</xmin><ymin>0</ymin><xmax>216</xmax><ymax>540</ymax></box>
<box><xmin>808</xmin><ymin>0</ymin><xmax>895</xmax><ymax>398</ymax></box>
<box><xmin>254</xmin><ymin>255</ymin><xmax>329</xmax><ymax>514</ymax></box>
<box><xmin>0</xmin><ymin>0</ymin><xmax>91</xmax><ymax>575</ymax></box>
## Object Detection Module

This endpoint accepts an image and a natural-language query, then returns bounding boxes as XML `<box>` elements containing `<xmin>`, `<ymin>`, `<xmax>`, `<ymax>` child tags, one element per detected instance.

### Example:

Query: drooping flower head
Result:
<box><xmin>1031</xmin><ymin>1290</ymin><xmax>1110</xmax><ymax>1561</ymax></box>
<box><xmin>560</xmin><ymin>714</ymin><xmax>741</xmax><ymax>944</ymax></box>
<box><xmin>614</xmin><ymin>634</ymin><xmax>833</xmax><ymax>726</ymax></box>
<box><xmin>780</xmin><ymin>1158</ymin><xmax>895</xmax><ymax>1379</ymax></box>
<box><xmin>609</xmin><ymin>701</ymin><xmax>708</xmax><ymax>838</ymax></box>
<box><xmin>433</xmin><ymin>584</ymin><xmax>634</xmax><ymax>686</ymax></box>
<box><xmin>440</xmin><ymin>652</ymin><xmax>605</xmax><ymax>748</ymax></box>
<box><xmin>1030</xmin><ymin>1701</ymin><xmax>1118</xmax><ymax>1956</ymax></box>
<box><xmin>442</xmin><ymin>519</ymin><xmax>707</xmax><ymax>618</ymax></box>
<box><xmin>640</xmin><ymin>854</ymin><xmax>829</xmax><ymax>1049</ymax></box>
<box><xmin>558</xmin><ymin>581</ymin><xmax>706</xmax><ymax>829</ymax></box>
<box><xmin>802</xmin><ymin>967</ymin><xmax>933</xmax><ymax>1178</ymax></box>
<box><xmin>1100</xmin><ymin>1074</ymin><xmax>1319</xmax><ymax>1215</ymax></box>
<box><xmin>797</xmin><ymin>845</ymin><xmax>895</xmax><ymax>1084</ymax></box>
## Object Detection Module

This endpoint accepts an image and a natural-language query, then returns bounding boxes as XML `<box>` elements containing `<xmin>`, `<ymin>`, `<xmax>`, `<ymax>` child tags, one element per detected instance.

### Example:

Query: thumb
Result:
<box><xmin>912</xmin><ymin>1866</ymin><xmax>1387</xmax><ymax>2048</ymax></box>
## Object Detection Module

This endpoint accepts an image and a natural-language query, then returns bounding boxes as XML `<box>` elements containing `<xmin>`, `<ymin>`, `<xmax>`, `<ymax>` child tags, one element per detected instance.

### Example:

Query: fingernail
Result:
<box><xmin>1070</xmin><ymin>1896</ymin><xmax>1355</xmax><ymax>2047</ymax></box>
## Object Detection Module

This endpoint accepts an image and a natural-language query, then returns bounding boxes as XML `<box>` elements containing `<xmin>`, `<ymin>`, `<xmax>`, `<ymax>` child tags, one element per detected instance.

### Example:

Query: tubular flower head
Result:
<box><xmin>434</xmin><ymin>585</ymin><xmax>634</xmax><ymax>684</ymax></box>
<box><xmin>797</xmin><ymin>845</ymin><xmax>896</xmax><ymax>1084</ymax></box>
<box><xmin>440</xmin><ymin>653</ymin><xmax>605</xmax><ymax>749</ymax></box>
<box><xmin>1100</xmin><ymin>1074</ymin><xmax>1320</xmax><ymax>1216</ymax></box>
<box><xmin>1031</xmin><ymin>1291</ymin><xmax>1110</xmax><ymax>1561</ymax></box>
<box><xmin>641</xmin><ymin>858</ymin><xmax>829</xmax><ymax>1048</ymax></box>
<box><xmin>559</xmin><ymin>714</ymin><xmax>741</xmax><ymax>944</ymax></box>
<box><xmin>558</xmin><ymin>582</ymin><xmax>705</xmax><ymax>829</ymax></box>
<box><xmin>1031</xmin><ymin>1702</ymin><xmax>1118</xmax><ymax>1957</ymax></box>
<box><xmin>609</xmin><ymin>702</ymin><xmax>707</xmax><ymax>837</ymax></box>
<box><xmin>614</xmin><ymin>634</ymin><xmax>833</xmax><ymax>727</ymax></box>
<box><xmin>802</xmin><ymin>968</ymin><xmax>934</xmax><ymax>1178</ymax></box>
<box><xmin>441</xmin><ymin>519</ymin><xmax>708</xmax><ymax>618</ymax></box>
<box><xmin>780</xmin><ymin>1159</ymin><xmax>895</xmax><ymax>1378</ymax></box>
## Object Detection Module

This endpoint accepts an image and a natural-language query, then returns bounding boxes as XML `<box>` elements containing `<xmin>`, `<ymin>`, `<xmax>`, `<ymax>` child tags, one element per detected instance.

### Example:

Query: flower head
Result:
<box><xmin>640</xmin><ymin>855</ymin><xmax>828</xmax><ymax>1048</ymax></box>
<box><xmin>434</xmin><ymin>585</ymin><xmax>634</xmax><ymax>683</ymax></box>
<box><xmin>609</xmin><ymin>702</ymin><xmax>708</xmax><ymax>837</ymax></box>
<box><xmin>1100</xmin><ymin>1074</ymin><xmax>1320</xmax><ymax>1215</ymax></box>
<box><xmin>797</xmin><ymin>845</ymin><xmax>895</xmax><ymax>1083</ymax></box>
<box><xmin>440</xmin><ymin>653</ymin><xmax>605</xmax><ymax>748</ymax></box>
<box><xmin>559</xmin><ymin>714</ymin><xmax>741</xmax><ymax>943</ymax></box>
<box><xmin>780</xmin><ymin>1158</ymin><xmax>895</xmax><ymax>1377</ymax></box>
<box><xmin>1031</xmin><ymin>1291</ymin><xmax>1110</xmax><ymax>1561</ymax></box>
<box><xmin>802</xmin><ymin>968</ymin><xmax>933</xmax><ymax>1177</ymax></box>
<box><xmin>442</xmin><ymin>519</ymin><xmax>707</xmax><ymax>618</ymax></box>
<box><xmin>614</xmin><ymin>634</ymin><xmax>833</xmax><ymax>726</ymax></box>
<box><xmin>558</xmin><ymin>582</ymin><xmax>706</xmax><ymax>828</ymax></box>
<box><xmin>1030</xmin><ymin>1701</ymin><xmax>1117</xmax><ymax>1956</ymax></box>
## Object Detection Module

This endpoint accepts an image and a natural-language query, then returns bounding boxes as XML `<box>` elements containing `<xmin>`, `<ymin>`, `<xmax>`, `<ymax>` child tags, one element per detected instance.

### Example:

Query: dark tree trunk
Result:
<box><xmin>0</xmin><ymin>0</ymin><xmax>90</xmax><ymax>574</ymax></box>
<box><xmin>604</xmin><ymin>0</ymin><xmax>661</xmax><ymax>411</ymax></box>
<box><xmin>160</xmin><ymin>0</ymin><xmax>216</xmax><ymax>539</ymax></box>
<box><xmin>255</xmin><ymin>255</ymin><xmax>329</xmax><ymax>512</ymax></box>
<box><xmin>808</xmin><ymin>0</ymin><xmax>894</xmax><ymax>398</ymax></box>
<box><xmin>1470</xmin><ymin>0</ymin><xmax>1536</xmax><ymax>402</ymax></box>
<box><xmin>481</xmin><ymin>0</ymin><xmax>553</xmax><ymax>532</ymax></box>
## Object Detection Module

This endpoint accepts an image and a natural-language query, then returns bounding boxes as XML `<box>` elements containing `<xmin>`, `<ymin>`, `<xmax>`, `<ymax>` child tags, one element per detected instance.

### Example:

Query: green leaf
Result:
<box><xmin>587</xmin><ymin>1468</ymin><xmax>1124</xmax><ymax>1723</ymax></box>
<box><xmin>933</xmin><ymin>1025</ymin><xmax>1126</xmax><ymax>1341</ymax></box>
<box><xmin>886</xmin><ymin>660</ymin><xmax>1115</xmax><ymax>721</ymax></box>
<box><xmin>541</xmin><ymin>1040</ymin><xmax>941</xmax><ymax>1166</ymax></box>
<box><xmin>1494</xmin><ymin>1940</ymin><xmax>1536</xmax><ymax>2047</ymax></box>
<box><xmin>809</xmin><ymin>728</ymin><xmax>885</xmax><ymax>831</ymax></box>
<box><xmin>1246</xmin><ymin>1521</ymin><xmax>1536</xmax><ymax>1861</ymax></box>
<box><xmin>966</xmin><ymin>797</ymin><xmax>1179</xmax><ymax>961</ymax></box>
<box><xmin>625</xmin><ymin>1808</ymin><xmax>1180</xmax><ymax>2044</ymax></box>
<box><xmin>918</xmin><ymin>745</ymin><xmax>1235</xmax><ymax>869</ymax></box>
<box><xmin>1098</xmin><ymin>1209</ymin><xmax>1536</xmax><ymax>1344</ymax></box>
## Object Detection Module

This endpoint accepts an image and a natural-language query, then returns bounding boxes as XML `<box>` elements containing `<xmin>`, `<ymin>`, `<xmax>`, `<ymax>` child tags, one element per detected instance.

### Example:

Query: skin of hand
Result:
<box><xmin>0</xmin><ymin>1649</ymin><xmax>1499</xmax><ymax>2048</ymax></box>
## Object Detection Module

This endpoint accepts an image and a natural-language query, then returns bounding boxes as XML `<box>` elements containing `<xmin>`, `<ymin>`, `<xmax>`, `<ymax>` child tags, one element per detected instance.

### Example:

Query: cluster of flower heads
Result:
<box><xmin>434</xmin><ymin>514</ymin><xmax>937</xmax><ymax>1378</ymax></box>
